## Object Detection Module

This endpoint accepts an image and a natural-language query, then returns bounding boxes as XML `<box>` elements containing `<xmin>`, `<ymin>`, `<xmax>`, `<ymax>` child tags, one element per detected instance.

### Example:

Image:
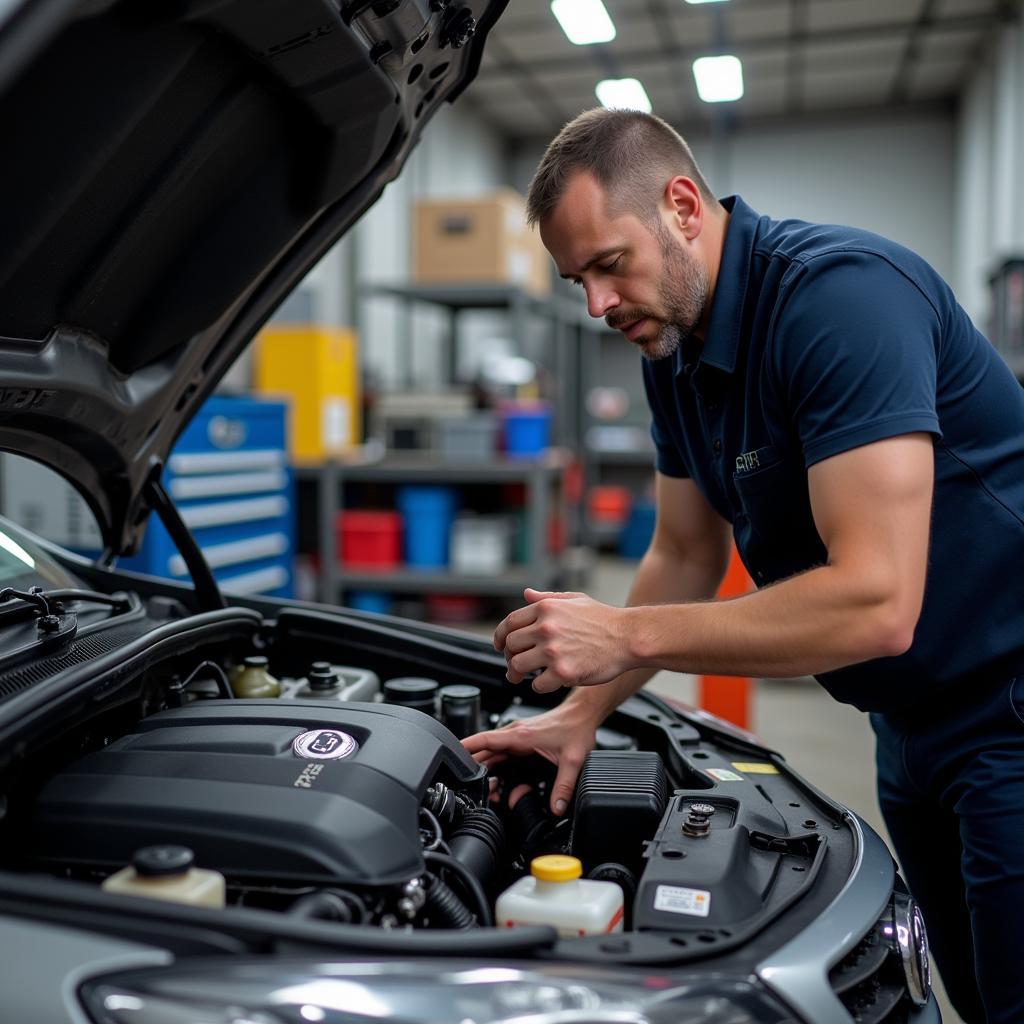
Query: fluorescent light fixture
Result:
<box><xmin>551</xmin><ymin>0</ymin><xmax>616</xmax><ymax>45</ymax></box>
<box><xmin>685</xmin><ymin>0</ymin><xmax>729</xmax><ymax>4</ymax></box>
<box><xmin>692</xmin><ymin>55</ymin><xmax>744</xmax><ymax>102</ymax></box>
<box><xmin>595</xmin><ymin>77</ymin><xmax>652</xmax><ymax>113</ymax></box>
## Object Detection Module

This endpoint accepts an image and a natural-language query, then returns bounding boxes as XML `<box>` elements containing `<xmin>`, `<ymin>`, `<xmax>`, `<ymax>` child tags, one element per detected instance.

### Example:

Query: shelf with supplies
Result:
<box><xmin>360</xmin><ymin>281</ymin><xmax>584</xmax><ymax>449</ymax></box>
<box><xmin>573</xmin><ymin>323</ymin><xmax>661</xmax><ymax>551</ymax></box>
<box><xmin>293</xmin><ymin>448</ymin><xmax>577</xmax><ymax>608</ymax></box>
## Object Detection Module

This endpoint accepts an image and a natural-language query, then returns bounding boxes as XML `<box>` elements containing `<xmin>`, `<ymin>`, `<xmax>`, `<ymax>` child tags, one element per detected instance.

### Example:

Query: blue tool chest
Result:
<box><xmin>119</xmin><ymin>395</ymin><xmax>294</xmax><ymax>598</ymax></box>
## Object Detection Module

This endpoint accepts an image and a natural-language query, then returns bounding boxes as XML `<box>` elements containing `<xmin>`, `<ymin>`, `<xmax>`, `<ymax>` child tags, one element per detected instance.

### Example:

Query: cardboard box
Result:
<box><xmin>413</xmin><ymin>189</ymin><xmax>551</xmax><ymax>296</ymax></box>
<box><xmin>254</xmin><ymin>325</ymin><xmax>360</xmax><ymax>462</ymax></box>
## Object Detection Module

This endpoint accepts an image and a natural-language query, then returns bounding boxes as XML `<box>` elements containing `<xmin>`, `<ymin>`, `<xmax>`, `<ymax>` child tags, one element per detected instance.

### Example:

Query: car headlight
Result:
<box><xmin>884</xmin><ymin>891</ymin><xmax>931</xmax><ymax>1007</ymax></box>
<box><xmin>80</xmin><ymin>961</ymin><xmax>795</xmax><ymax>1024</ymax></box>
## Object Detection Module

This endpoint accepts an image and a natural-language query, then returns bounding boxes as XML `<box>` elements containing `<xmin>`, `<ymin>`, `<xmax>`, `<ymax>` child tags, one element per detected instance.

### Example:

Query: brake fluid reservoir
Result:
<box><xmin>102</xmin><ymin>845</ymin><xmax>225</xmax><ymax>908</ymax></box>
<box><xmin>495</xmin><ymin>855</ymin><xmax>623</xmax><ymax>937</ymax></box>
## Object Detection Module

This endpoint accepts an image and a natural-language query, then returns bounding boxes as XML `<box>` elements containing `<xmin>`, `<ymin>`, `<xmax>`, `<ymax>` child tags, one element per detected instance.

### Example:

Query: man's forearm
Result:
<box><xmin>626</xmin><ymin>561</ymin><xmax>915</xmax><ymax>679</ymax></box>
<box><xmin>562</xmin><ymin>544</ymin><xmax>726</xmax><ymax>724</ymax></box>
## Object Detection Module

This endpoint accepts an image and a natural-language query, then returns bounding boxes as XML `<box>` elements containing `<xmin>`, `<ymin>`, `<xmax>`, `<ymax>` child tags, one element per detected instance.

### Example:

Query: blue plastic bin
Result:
<box><xmin>347</xmin><ymin>590</ymin><xmax>393</xmax><ymax>614</ymax></box>
<box><xmin>397</xmin><ymin>485</ymin><xmax>458</xmax><ymax>568</ymax></box>
<box><xmin>503</xmin><ymin>404</ymin><xmax>551</xmax><ymax>459</ymax></box>
<box><xmin>618</xmin><ymin>500</ymin><xmax>656</xmax><ymax>559</ymax></box>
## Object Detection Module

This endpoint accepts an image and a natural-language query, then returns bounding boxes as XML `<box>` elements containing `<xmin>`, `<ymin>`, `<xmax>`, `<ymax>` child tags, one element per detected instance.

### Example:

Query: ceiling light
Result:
<box><xmin>692</xmin><ymin>55</ymin><xmax>743</xmax><ymax>102</ymax></box>
<box><xmin>685</xmin><ymin>0</ymin><xmax>729</xmax><ymax>5</ymax></box>
<box><xmin>551</xmin><ymin>0</ymin><xmax>616</xmax><ymax>45</ymax></box>
<box><xmin>595</xmin><ymin>78</ymin><xmax>652</xmax><ymax>113</ymax></box>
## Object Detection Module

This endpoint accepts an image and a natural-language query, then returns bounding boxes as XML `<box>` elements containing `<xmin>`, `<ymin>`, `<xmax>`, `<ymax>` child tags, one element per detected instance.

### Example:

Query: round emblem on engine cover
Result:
<box><xmin>292</xmin><ymin>728</ymin><xmax>358</xmax><ymax>760</ymax></box>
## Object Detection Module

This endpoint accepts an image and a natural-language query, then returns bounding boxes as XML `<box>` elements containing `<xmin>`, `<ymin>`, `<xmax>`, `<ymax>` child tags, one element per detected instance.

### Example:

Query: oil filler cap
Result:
<box><xmin>132</xmin><ymin>845</ymin><xmax>195</xmax><ymax>877</ymax></box>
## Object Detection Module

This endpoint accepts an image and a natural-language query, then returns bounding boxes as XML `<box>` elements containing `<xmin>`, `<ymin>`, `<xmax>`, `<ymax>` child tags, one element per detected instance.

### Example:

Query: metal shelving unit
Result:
<box><xmin>295</xmin><ymin>450</ymin><xmax>573</xmax><ymax>603</ymax></box>
<box><xmin>363</xmin><ymin>282</ymin><xmax>582</xmax><ymax>446</ymax></box>
<box><xmin>576</xmin><ymin>322</ymin><xmax>658</xmax><ymax>548</ymax></box>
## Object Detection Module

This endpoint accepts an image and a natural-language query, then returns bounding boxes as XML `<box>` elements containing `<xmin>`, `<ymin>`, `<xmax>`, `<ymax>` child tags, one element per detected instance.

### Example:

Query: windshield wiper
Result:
<box><xmin>0</xmin><ymin>586</ymin><xmax>132</xmax><ymax>629</ymax></box>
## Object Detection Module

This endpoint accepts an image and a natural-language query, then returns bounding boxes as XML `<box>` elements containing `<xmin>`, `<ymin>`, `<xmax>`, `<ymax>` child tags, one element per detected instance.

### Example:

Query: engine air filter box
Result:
<box><xmin>571</xmin><ymin>750</ymin><xmax>668</xmax><ymax>877</ymax></box>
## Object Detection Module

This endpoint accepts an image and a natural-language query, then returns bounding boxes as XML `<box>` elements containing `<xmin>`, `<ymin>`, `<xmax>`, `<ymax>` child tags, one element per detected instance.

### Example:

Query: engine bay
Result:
<box><xmin>0</xmin><ymin>593</ymin><xmax>853</xmax><ymax>966</ymax></box>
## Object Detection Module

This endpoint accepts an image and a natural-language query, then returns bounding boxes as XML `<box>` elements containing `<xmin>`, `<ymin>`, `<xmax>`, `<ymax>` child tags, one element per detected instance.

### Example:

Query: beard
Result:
<box><xmin>606</xmin><ymin>220</ymin><xmax>709</xmax><ymax>361</ymax></box>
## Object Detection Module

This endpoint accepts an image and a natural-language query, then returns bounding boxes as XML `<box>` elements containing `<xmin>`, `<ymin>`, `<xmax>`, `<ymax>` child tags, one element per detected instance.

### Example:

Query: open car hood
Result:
<box><xmin>0</xmin><ymin>0</ymin><xmax>507</xmax><ymax>557</ymax></box>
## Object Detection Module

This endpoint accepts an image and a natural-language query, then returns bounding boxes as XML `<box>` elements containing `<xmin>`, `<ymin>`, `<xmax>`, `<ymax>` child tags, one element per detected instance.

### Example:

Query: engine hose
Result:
<box><xmin>289</xmin><ymin>888</ymin><xmax>366</xmax><ymax>924</ymax></box>
<box><xmin>508</xmin><ymin>789</ymin><xmax>562</xmax><ymax>860</ymax></box>
<box><xmin>449</xmin><ymin>807</ymin><xmax>505</xmax><ymax>893</ymax></box>
<box><xmin>423</xmin><ymin>782</ymin><xmax>475</xmax><ymax>830</ymax></box>
<box><xmin>424</xmin><ymin>874</ymin><xmax>476</xmax><ymax>929</ymax></box>
<box><xmin>423</xmin><ymin>850</ymin><xmax>493</xmax><ymax>927</ymax></box>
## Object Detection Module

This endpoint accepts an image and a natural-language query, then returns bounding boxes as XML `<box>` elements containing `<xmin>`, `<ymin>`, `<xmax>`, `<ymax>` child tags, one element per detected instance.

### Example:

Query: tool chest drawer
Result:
<box><xmin>120</xmin><ymin>397</ymin><xmax>294</xmax><ymax>597</ymax></box>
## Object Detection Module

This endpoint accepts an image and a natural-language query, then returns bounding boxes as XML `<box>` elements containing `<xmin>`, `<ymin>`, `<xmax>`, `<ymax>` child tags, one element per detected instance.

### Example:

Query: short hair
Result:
<box><xmin>526</xmin><ymin>108</ymin><xmax>717</xmax><ymax>227</ymax></box>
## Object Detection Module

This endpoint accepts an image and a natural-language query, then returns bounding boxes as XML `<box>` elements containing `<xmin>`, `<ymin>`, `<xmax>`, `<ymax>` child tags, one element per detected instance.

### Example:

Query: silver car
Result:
<box><xmin>0</xmin><ymin>1</ymin><xmax>936</xmax><ymax>1021</ymax></box>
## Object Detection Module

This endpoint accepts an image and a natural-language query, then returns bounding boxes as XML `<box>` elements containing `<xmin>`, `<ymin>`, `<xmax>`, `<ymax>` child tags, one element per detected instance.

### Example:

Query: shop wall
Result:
<box><xmin>512</xmin><ymin>106</ymin><xmax>956</xmax><ymax>297</ymax></box>
<box><xmin>273</xmin><ymin>100</ymin><xmax>511</xmax><ymax>393</ymax></box>
<box><xmin>954</xmin><ymin>10</ymin><xmax>1024</xmax><ymax>331</ymax></box>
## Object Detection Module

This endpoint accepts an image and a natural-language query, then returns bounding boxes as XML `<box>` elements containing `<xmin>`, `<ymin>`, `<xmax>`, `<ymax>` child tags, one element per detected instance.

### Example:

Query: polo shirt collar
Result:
<box><xmin>673</xmin><ymin>194</ymin><xmax>760</xmax><ymax>377</ymax></box>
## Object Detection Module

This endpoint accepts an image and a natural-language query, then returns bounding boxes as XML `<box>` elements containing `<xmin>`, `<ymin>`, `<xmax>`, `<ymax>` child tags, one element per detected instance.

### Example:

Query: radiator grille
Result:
<box><xmin>829</xmin><ymin>904</ymin><xmax>911</xmax><ymax>1024</ymax></box>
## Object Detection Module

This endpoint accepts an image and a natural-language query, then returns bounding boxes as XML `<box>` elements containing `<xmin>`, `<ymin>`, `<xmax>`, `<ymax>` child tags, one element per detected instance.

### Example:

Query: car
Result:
<box><xmin>0</xmin><ymin>1</ymin><xmax>937</xmax><ymax>1022</ymax></box>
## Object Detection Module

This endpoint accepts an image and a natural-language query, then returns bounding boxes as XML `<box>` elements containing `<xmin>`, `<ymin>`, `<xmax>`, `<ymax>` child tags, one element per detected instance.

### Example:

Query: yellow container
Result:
<box><xmin>254</xmin><ymin>325</ymin><xmax>360</xmax><ymax>461</ymax></box>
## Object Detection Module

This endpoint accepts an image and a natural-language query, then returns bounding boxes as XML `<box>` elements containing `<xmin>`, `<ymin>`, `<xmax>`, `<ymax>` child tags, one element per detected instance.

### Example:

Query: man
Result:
<box><xmin>463</xmin><ymin>108</ymin><xmax>1024</xmax><ymax>1023</ymax></box>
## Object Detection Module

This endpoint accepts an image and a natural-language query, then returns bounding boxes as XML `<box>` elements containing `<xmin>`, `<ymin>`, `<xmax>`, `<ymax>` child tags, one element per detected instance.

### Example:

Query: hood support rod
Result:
<box><xmin>144</xmin><ymin>474</ymin><xmax>226</xmax><ymax>612</ymax></box>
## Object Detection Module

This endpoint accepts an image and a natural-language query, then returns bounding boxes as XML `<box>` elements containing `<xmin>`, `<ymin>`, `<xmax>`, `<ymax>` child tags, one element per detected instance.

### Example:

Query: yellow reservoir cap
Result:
<box><xmin>531</xmin><ymin>855</ymin><xmax>582</xmax><ymax>882</ymax></box>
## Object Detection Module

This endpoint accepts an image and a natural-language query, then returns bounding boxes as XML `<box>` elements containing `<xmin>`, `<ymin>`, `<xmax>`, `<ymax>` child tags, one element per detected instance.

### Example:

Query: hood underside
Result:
<box><xmin>0</xmin><ymin>0</ymin><xmax>507</xmax><ymax>556</ymax></box>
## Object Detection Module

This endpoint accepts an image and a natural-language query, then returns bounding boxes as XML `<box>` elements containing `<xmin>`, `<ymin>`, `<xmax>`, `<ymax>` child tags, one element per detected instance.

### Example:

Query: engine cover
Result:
<box><xmin>28</xmin><ymin>701</ymin><xmax>486</xmax><ymax>886</ymax></box>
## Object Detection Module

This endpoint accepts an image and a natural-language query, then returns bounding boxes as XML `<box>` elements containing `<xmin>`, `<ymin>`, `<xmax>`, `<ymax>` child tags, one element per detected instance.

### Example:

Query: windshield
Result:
<box><xmin>0</xmin><ymin>516</ymin><xmax>84</xmax><ymax>591</ymax></box>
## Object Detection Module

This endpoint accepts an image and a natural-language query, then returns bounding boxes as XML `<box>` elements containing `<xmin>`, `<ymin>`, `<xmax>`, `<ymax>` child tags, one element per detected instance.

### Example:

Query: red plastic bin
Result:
<box><xmin>588</xmin><ymin>486</ymin><xmax>632</xmax><ymax>524</ymax></box>
<box><xmin>338</xmin><ymin>510</ymin><xmax>402</xmax><ymax>569</ymax></box>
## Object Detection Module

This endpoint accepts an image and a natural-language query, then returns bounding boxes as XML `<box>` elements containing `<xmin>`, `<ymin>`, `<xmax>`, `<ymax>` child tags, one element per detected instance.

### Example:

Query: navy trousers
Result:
<box><xmin>871</xmin><ymin>675</ymin><xmax>1024</xmax><ymax>1024</ymax></box>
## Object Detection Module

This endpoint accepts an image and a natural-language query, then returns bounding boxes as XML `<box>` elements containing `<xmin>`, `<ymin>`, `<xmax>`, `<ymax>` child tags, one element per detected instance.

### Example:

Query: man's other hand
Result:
<box><xmin>493</xmin><ymin>588</ymin><xmax>635</xmax><ymax>693</ymax></box>
<box><xmin>461</xmin><ymin>702</ymin><xmax>600</xmax><ymax>816</ymax></box>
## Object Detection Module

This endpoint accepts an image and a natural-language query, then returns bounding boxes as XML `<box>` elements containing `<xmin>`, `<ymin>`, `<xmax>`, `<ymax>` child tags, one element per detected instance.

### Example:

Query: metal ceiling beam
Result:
<box><xmin>785</xmin><ymin>0</ymin><xmax>809</xmax><ymax>115</ymax></box>
<box><xmin>644</xmin><ymin>0</ymin><xmax>693</xmax><ymax>123</ymax></box>
<box><xmin>494</xmin><ymin>0</ymin><xmax>905</xmax><ymax>33</ymax></box>
<box><xmin>479</xmin><ymin>12</ymin><xmax>995</xmax><ymax>80</ymax></box>
<box><xmin>501</xmin><ymin>96</ymin><xmax>955</xmax><ymax>145</ymax></box>
<box><xmin>482</xmin><ymin>33</ymin><xmax>573</xmax><ymax>129</ymax></box>
<box><xmin>889</xmin><ymin>0</ymin><xmax>939</xmax><ymax>103</ymax></box>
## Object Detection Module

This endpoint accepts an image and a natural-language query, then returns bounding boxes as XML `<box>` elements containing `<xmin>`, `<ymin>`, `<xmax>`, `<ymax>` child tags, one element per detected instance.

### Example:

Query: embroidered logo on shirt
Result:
<box><xmin>735</xmin><ymin>449</ymin><xmax>765</xmax><ymax>473</ymax></box>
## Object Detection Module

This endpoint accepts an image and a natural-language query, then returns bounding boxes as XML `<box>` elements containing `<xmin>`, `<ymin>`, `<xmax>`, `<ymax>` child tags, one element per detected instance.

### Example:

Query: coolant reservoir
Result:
<box><xmin>495</xmin><ymin>855</ymin><xmax>623</xmax><ymax>937</ymax></box>
<box><xmin>102</xmin><ymin>845</ymin><xmax>225</xmax><ymax>908</ymax></box>
<box><xmin>232</xmin><ymin>655</ymin><xmax>281</xmax><ymax>698</ymax></box>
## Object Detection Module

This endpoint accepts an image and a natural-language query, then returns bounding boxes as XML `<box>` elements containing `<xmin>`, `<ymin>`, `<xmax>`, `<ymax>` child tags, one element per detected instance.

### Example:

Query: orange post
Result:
<box><xmin>698</xmin><ymin>546</ymin><xmax>753</xmax><ymax>729</ymax></box>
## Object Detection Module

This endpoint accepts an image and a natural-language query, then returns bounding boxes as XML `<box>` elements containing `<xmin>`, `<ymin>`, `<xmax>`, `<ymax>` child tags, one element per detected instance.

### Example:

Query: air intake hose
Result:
<box><xmin>449</xmin><ymin>807</ymin><xmax>505</xmax><ymax>893</ymax></box>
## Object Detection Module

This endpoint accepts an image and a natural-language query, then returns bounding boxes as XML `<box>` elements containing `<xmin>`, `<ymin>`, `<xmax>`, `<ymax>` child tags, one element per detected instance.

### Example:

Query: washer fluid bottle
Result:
<box><xmin>102</xmin><ymin>845</ymin><xmax>225</xmax><ymax>908</ymax></box>
<box><xmin>495</xmin><ymin>855</ymin><xmax>623</xmax><ymax>937</ymax></box>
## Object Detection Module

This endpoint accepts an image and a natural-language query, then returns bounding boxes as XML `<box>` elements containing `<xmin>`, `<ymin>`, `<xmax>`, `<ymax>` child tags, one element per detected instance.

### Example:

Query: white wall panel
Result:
<box><xmin>513</xmin><ymin>107</ymin><xmax>956</xmax><ymax>289</ymax></box>
<box><xmin>282</xmin><ymin>102</ymin><xmax>508</xmax><ymax>392</ymax></box>
<box><xmin>954</xmin><ymin>11</ymin><xmax>1024</xmax><ymax>331</ymax></box>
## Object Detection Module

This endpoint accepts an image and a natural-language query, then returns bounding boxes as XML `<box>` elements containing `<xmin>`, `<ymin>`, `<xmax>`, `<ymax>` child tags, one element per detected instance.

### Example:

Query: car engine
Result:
<box><xmin>10</xmin><ymin>635</ymin><xmax>834</xmax><ymax>947</ymax></box>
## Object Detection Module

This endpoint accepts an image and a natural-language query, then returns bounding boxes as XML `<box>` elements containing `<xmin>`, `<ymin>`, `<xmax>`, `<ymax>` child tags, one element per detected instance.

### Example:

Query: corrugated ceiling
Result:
<box><xmin>466</xmin><ymin>0</ymin><xmax>1017</xmax><ymax>139</ymax></box>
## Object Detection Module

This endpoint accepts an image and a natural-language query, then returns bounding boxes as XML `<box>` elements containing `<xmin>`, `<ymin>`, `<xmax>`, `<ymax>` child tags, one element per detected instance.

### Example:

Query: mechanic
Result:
<box><xmin>463</xmin><ymin>108</ymin><xmax>1024</xmax><ymax>1024</ymax></box>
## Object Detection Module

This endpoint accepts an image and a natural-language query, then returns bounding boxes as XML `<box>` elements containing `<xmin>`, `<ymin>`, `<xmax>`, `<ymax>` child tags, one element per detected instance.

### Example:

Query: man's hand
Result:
<box><xmin>462</xmin><ymin>700</ymin><xmax>600</xmax><ymax>815</ymax></box>
<box><xmin>493</xmin><ymin>587</ymin><xmax>635</xmax><ymax>693</ymax></box>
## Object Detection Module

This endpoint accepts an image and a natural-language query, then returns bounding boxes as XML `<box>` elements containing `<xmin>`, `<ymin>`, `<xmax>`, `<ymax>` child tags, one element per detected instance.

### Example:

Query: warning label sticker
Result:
<box><xmin>706</xmin><ymin>768</ymin><xmax>743</xmax><ymax>781</ymax></box>
<box><xmin>731</xmin><ymin>761</ymin><xmax>779</xmax><ymax>775</ymax></box>
<box><xmin>654</xmin><ymin>885</ymin><xmax>711</xmax><ymax>917</ymax></box>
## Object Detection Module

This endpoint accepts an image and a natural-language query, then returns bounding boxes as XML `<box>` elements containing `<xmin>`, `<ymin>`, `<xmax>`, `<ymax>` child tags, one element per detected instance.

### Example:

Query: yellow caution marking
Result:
<box><xmin>731</xmin><ymin>761</ymin><xmax>779</xmax><ymax>774</ymax></box>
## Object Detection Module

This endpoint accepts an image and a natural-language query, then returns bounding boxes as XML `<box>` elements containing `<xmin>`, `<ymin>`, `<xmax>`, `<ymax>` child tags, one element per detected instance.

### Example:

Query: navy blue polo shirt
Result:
<box><xmin>642</xmin><ymin>195</ymin><xmax>1024</xmax><ymax>712</ymax></box>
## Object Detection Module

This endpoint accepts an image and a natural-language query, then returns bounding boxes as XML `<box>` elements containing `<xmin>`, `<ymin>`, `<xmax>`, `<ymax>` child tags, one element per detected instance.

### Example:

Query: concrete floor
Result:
<box><xmin>487</xmin><ymin>554</ymin><xmax>963</xmax><ymax>1022</ymax></box>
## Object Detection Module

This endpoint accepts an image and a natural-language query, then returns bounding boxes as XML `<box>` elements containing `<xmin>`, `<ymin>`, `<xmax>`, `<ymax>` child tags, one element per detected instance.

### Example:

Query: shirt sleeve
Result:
<box><xmin>641</xmin><ymin>357</ymin><xmax>690</xmax><ymax>478</ymax></box>
<box><xmin>769</xmin><ymin>250</ymin><xmax>943</xmax><ymax>468</ymax></box>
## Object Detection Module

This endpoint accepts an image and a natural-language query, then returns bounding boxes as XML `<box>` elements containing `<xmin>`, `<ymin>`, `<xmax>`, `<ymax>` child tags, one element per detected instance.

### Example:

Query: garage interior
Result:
<box><xmin>1</xmin><ymin>2</ymin><xmax>1022</xmax><ymax>1020</ymax></box>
